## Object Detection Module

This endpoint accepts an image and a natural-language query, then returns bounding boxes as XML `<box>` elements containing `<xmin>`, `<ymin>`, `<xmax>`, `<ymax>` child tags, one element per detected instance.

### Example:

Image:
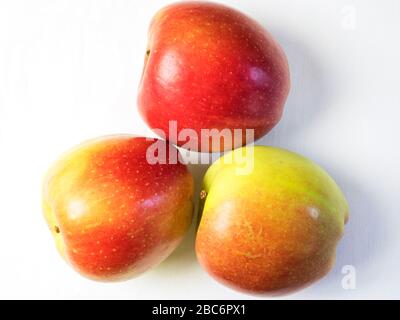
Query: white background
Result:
<box><xmin>0</xmin><ymin>0</ymin><xmax>399</xmax><ymax>299</ymax></box>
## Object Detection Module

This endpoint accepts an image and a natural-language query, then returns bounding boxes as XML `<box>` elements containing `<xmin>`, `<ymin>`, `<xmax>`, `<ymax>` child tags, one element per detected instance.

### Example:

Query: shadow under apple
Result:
<box><xmin>258</xmin><ymin>29</ymin><xmax>340</xmax><ymax>148</ymax></box>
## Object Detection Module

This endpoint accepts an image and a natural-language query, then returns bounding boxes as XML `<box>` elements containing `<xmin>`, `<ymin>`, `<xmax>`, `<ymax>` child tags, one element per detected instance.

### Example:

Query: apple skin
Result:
<box><xmin>43</xmin><ymin>136</ymin><xmax>194</xmax><ymax>281</ymax></box>
<box><xmin>195</xmin><ymin>146</ymin><xmax>349</xmax><ymax>295</ymax></box>
<box><xmin>138</xmin><ymin>1</ymin><xmax>290</xmax><ymax>152</ymax></box>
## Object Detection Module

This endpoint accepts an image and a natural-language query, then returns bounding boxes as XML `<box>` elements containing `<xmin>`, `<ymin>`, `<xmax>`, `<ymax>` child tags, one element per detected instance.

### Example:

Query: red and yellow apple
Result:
<box><xmin>138</xmin><ymin>1</ymin><xmax>290</xmax><ymax>152</ymax></box>
<box><xmin>43</xmin><ymin>135</ymin><xmax>194</xmax><ymax>281</ymax></box>
<box><xmin>196</xmin><ymin>146</ymin><xmax>349</xmax><ymax>295</ymax></box>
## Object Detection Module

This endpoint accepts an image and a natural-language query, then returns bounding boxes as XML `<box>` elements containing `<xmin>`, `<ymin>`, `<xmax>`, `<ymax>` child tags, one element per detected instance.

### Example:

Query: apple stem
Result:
<box><xmin>200</xmin><ymin>190</ymin><xmax>207</xmax><ymax>200</ymax></box>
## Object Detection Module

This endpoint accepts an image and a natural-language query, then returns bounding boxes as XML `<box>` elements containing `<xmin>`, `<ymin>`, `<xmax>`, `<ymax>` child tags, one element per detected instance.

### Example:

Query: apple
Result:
<box><xmin>138</xmin><ymin>1</ymin><xmax>290</xmax><ymax>152</ymax></box>
<box><xmin>42</xmin><ymin>135</ymin><xmax>194</xmax><ymax>281</ymax></box>
<box><xmin>196</xmin><ymin>146</ymin><xmax>349</xmax><ymax>295</ymax></box>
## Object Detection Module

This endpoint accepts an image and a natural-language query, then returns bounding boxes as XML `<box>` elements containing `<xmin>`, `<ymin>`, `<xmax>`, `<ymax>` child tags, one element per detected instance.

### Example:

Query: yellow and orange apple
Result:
<box><xmin>43</xmin><ymin>135</ymin><xmax>194</xmax><ymax>281</ymax></box>
<box><xmin>196</xmin><ymin>146</ymin><xmax>349</xmax><ymax>295</ymax></box>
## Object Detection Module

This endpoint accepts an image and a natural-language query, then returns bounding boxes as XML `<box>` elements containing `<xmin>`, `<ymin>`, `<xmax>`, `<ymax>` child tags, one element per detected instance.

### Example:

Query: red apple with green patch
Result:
<box><xmin>43</xmin><ymin>135</ymin><xmax>194</xmax><ymax>281</ymax></box>
<box><xmin>138</xmin><ymin>1</ymin><xmax>290</xmax><ymax>152</ymax></box>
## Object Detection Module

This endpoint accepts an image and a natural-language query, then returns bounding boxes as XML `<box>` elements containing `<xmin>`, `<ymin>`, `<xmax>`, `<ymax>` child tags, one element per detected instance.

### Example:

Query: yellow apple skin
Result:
<box><xmin>196</xmin><ymin>146</ymin><xmax>349</xmax><ymax>295</ymax></box>
<box><xmin>43</xmin><ymin>136</ymin><xmax>194</xmax><ymax>281</ymax></box>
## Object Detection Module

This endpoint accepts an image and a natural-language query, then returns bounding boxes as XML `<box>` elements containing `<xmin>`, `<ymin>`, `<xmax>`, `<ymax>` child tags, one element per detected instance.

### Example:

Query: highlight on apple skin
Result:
<box><xmin>138</xmin><ymin>1</ymin><xmax>290</xmax><ymax>152</ymax></box>
<box><xmin>195</xmin><ymin>146</ymin><xmax>349</xmax><ymax>295</ymax></box>
<box><xmin>42</xmin><ymin>135</ymin><xmax>194</xmax><ymax>281</ymax></box>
